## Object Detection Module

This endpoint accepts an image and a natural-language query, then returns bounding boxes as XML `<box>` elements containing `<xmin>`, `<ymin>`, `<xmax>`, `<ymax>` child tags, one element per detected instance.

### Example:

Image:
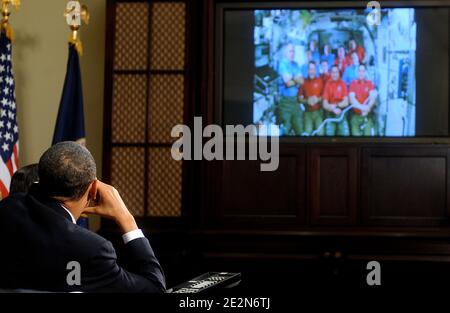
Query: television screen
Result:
<box><xmin>221</xmin><ymin>6</ymin><xmax>450</xmax><ymax>137</ymax></box>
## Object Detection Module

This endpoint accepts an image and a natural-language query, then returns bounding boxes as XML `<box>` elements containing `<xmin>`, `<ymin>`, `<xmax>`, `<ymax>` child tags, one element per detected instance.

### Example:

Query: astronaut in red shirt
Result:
<box><xmin>298</xmin><ymin>61</ymin><xmax>324</xmax><ymax>135</ymax></box>
<box><xmin>320</xmin><ymin>59</ymin><xmax>331</xmax><ymax>85</ymax></box>
<box><xmin>334</xmin><ymin>45</ymin><xmax>350</xmax><ymax>75</ymax></box>
<box><xmin>348</xmin><ymin>64</ymin><xmax>378</xmax><ymax>136</ymax></box>
<box><xmin>347</xmin><ymin>39</ymin><xmax>365</xmax><ymax>63</ymax></box>
<box><xmin>322</xmin><ymin>65</ymin><xmax>350</xmax><ymax>136</ymax></box>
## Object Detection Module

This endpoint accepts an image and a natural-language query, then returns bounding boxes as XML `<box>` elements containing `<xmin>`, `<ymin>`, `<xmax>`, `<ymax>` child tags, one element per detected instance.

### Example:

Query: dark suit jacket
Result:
<box><xmin>0</xmin><ymin>185</ymin><xmax>166</xmax><ymax>293</ymax></box>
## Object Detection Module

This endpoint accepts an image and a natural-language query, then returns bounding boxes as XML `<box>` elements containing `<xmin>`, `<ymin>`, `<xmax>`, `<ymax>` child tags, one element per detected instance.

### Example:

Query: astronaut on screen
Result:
<box><xmin>253</xmin><ymin>8</ymin><xmax>416</xmax><ymax>137</ymax></box>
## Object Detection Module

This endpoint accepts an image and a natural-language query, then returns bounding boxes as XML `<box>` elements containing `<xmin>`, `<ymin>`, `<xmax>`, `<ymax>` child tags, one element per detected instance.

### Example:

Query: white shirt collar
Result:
<box><xmin>60</xmin><ymin>205</ymin><xmax>76</xmax><ymax>224</ymax></box>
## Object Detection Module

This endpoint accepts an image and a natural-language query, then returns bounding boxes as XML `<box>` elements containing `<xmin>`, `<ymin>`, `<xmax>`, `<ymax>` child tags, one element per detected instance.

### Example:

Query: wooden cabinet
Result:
<box><xmin>203</xmin><ymin>144</ymin><xmax>450</xmax><ymax>229</ymax></box>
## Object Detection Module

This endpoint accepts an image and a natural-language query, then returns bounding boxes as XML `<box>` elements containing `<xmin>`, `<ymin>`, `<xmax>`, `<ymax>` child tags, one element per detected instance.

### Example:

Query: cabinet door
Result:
<box><xmin>361</xmin><ymin>147</ymin><xmax>450</xmax><ymax>226</ymax></box>
<box><xmin>309</xmin><ymin>147</ymin><xmax>358</xmax><ymax>225</ymax></box>
<box><xmin>208</xmin><ymin>146</ymin><xmax>306</xmax><ymax>227</ymax></box>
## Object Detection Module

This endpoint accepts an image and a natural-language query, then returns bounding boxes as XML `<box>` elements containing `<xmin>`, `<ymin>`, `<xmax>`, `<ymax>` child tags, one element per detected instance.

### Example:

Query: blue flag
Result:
<box><xmin>52</xmin><ymin>44</ymin><xmax>86</xmax><ymax>145</ymax></box>
<box><xmin>53</xmin><ymin>43</ymin><xmax>88</xmax><ymax>229</ymax></box>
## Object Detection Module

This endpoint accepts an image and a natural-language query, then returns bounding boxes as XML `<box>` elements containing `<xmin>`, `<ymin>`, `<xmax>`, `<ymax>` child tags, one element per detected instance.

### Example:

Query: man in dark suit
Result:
<box><xmin>0</xmin><ymin>141</ymin><xmax>166</xmax><ymax>292</ymax></box>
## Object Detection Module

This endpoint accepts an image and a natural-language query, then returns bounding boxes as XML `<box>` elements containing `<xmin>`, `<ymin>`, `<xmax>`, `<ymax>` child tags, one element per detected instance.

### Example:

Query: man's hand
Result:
<box><xmin>83</xmin><ymin>181</ymin><xmax>138</xmax><ymax>234</ymax></box>
<box><xmin>333</xmin><ymin>107</ymin><xmax>342</xmax><ymax>115</ymax></box>
<box><xmin>360</xmin><ymin>104</ymin><xmax>370</xmax><ymax>116</ymax></box>
<box><xmin>309</xmin><ymin>96</ymin><xmax>320</xmax><ymax>106</ymax></box>
<box><xmin>337</xmin><ymin>100</ymin><xmax>348</xmax><ymax>108</ymax></box>
<box><xmin>294</xmin><ymin>75</ymin><xmax>304</xmax><ymax>85</ymax></box>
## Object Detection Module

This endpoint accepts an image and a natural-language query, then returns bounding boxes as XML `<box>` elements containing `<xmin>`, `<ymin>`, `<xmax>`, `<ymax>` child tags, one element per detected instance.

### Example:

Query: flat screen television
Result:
<box><xmin>215</xmin><ymin>1</ymin><xmax>450</xmax><ymax>139</ymax></box>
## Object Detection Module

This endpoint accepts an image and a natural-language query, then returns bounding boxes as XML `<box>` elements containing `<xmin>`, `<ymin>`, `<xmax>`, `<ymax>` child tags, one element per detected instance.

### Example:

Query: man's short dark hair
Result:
<box><xmin>331</xmin><ymin>64</ymin><xmax>339</xmax><ymax>71</ymax></box>
<box><xmin>308</xmin><ymin>60</ymin><xmax>316</xmax><ymax>66</ymax></box>
<box><xmin>38</xmin><ymin>141</ymin><xmax>96</xmax><ymax>200</ymax></box>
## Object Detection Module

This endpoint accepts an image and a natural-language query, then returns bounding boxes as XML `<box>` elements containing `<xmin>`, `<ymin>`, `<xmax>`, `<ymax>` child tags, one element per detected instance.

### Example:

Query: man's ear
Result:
<box><xmin>88</xmin><ymin>180</ymin><xmax>98</xmax><ymax>202</ymax></box>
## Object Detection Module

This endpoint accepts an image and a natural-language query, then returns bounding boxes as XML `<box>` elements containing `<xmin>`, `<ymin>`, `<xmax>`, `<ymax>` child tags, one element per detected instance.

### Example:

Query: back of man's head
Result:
<box><xmin>38</xmin><ymin>141</ymin><xmax>96</xmax><ymax>200</ymax></box>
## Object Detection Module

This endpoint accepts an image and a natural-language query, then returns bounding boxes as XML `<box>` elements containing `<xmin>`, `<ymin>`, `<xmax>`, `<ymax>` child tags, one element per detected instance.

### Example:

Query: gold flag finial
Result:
<box><xmin>64</xmin><ymin>1</ymin><xmax>89</xmax><ymax>56</ymax></box>
<box><xmin>1</xmin><ymin>0</ymin><xmax>21</xmax><ymax>41</ymax></box>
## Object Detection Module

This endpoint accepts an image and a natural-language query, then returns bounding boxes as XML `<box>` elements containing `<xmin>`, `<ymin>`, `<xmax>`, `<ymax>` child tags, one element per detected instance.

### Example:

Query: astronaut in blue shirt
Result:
<box><xmin>278</xmin><ymin>45</ymin><xmax>303</xmax><ymax>97</ymax></box>
<box><xmin>309</xmin><ymin>40</ymin><xmax>321</xmax><ymax>65</ymax></box>
<box><xmin>276</xmin><ymin>43</ymin><xmax>304</xmax><ymax>135</ymax></box>
<box><xmin>321</xmin><ymin>44</ymin><xmax>335</xmax><ymax>69</ymax></box>
<box><xmin>342</xmin><ymin>52</ymin><xmax>360</xmax><ymax>86</ymax></box>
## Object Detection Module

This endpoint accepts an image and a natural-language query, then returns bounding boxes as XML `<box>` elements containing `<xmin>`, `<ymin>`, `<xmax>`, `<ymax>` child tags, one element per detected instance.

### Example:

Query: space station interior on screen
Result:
<box><xmin>253</xmin><ymin>8</ymin><xmax>416</xmax><ymax>137</ymax></box>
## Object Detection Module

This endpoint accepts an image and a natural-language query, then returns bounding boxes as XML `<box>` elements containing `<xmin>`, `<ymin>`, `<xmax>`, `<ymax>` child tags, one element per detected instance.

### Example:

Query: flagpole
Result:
<box><xmin>60</xmin><ymin>1</ymin><xmax>90</xmax><ymax>228</ymax></box>
<box><xmin>64</xmin><ymin>1</ymin><xmax>89</xmax><ymax>56</ymax></box>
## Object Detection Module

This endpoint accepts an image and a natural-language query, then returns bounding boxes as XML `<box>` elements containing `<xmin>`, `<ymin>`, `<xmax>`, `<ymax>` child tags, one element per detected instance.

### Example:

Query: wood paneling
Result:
<box><xmin>310</xmin><ymin>147</ymin><xmax>357</xmax><ymax>225</ymax></box>
<box><xmin>362</xmin><ymin>148</ymin><xmax>450</xmax><ymax>226</ymax></box>
<box><xmin>203</xmin><ymin>145</ymin><xmax>450</xmax><ymax>229</ymax></box>
<box><xmin>210</xmin><ymin>147</ymin><xmax>306</xmax><ymax>226</ymax></box>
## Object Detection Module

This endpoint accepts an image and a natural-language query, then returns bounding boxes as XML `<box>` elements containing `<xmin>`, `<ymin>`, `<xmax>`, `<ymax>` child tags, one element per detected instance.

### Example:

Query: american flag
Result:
<box><xmin>0</xmin><ymin>34</ymin><xmax>19</xmax><ymax>198</ymax></box>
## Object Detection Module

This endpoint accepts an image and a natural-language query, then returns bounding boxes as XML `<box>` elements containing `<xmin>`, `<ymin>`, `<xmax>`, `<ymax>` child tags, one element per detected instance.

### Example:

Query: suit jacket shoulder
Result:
<box><xmin>0</xmin><ymin>190</ymin><xmax>166</xmax><ymax>293</ymax></box>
